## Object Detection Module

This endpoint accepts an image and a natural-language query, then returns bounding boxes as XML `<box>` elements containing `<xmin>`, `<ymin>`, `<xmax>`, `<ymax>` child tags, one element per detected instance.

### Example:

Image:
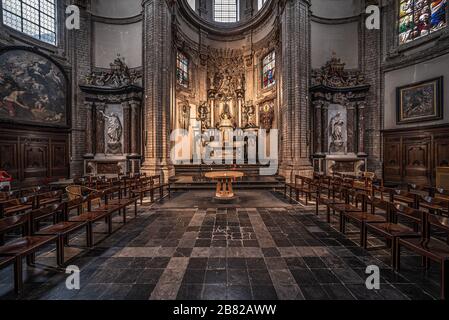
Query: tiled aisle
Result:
<box><xmin>0</xmin><ymin>191</ymin><xmax>441</xmax><ymax>300</ymax></box>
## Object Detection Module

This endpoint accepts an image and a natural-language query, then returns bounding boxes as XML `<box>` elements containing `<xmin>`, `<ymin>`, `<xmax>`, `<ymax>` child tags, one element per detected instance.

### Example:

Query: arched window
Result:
<box><xmin>262</xmin><ymin>51</ymin><xmax>275</xmax><ymax>89</ymax></box>
<box><xmin>399</xmin><ymin>0</ymin><xmax>447</xmax><ymax>45</ymax></box>
<box><xmin>177</xmin><ymin>51</ymin><xmax>189</xmax><ymax>88</ymax></box>
<box><xmin>2</xmin><ymin>0</ymin><xmax>57</xmax><ymax>45</ymax></box>
<box><xmin>214</xmin><ymin>0</ymin><xmax>239</xmax><ymax>23</ymax></box>
<box><xmin>258</xmin><ymin>0</ymin><xmax>267</xmax><ymax>11</ymax></box>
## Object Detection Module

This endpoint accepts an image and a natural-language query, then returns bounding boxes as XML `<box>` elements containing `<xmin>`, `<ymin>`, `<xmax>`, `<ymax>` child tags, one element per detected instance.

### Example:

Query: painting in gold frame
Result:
<box><xmin>396</xmin><ymin>77</ymin><xmax>443</xmax><ymax>124</ymax></box>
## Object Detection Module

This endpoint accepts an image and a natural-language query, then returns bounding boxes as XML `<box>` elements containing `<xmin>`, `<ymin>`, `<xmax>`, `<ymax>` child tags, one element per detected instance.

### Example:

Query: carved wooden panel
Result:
<box><xmin>0</xmin><ymin>129</ymin><xmax>69</xmax><ymax>187</ymax></box>
<box><xmin>384</xmin><ymin>139</ymin><xmax>402</xmax><ymax>182</ymax></box>
<box><xmin>51</xmin><ymin>143</ymin><xmax>69</xmax><ymax>178</ymax></box>
<box><xmin>23</xmin><ymin>144</ymin><xmax>48</xmax><ymax>180</ymax></box>
<box><xmin>0</xmin><ymin>142</ymin><xmax>18</xmax><ymax>180</ymax></box>
<box><xmin>383</xmin><ymin>125</ymin><xmax>449</xmax><ymax>186</ymax></box>
<box><xmin>97</xmin><ymin>162</ymin><xmax>120</xmax><ymax>175</ymax></box>
<box><xmin>435</xmin><ymin>138</ymin><xmax>449</xmax><ymax>167</ymax></box>
<box><xmin>403</xmin><ymin>140</ymin><xmax>430</xmax><ymax>185</ymax></box>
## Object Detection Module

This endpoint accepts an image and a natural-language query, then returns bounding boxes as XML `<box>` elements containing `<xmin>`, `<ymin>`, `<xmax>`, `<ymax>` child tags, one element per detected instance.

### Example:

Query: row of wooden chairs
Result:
<box><xmin>0</xmin><ymin>186</ymin><xmax>139</xmax><ymax>295</ymax></box>
<box><xmin>0</xmin><ymin>174</ymin><xmax>169</xmax><ymax>296</ymax></box>
<box><xmin>301</xmin><ymin>175</ymin><xmax>449</xmax><ymax>300</ymax></box>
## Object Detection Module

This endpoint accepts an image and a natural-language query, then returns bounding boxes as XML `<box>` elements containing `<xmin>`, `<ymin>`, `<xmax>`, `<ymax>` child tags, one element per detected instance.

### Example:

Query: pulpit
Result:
<box><xmin>80</xmin><ymin>56</ymin><xmax>143</xmax><ymax>176</ymax></box>
<box><xmin>310</xmin><ymin>55</ymin><xmax>370</xmax><ymax>176</ymax></box>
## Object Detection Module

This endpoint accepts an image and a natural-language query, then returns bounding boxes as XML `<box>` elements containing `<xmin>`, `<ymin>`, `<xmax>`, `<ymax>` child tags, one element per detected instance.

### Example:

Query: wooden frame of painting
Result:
<box><xmin>0</xmin><ymin>46</ymin><xmax>71</xmax><ymax>129</ymax></box>
<box><xmin>396</xmin><ymin>76</ymin><xmax>443</xmax><ymax>125</ymax></box>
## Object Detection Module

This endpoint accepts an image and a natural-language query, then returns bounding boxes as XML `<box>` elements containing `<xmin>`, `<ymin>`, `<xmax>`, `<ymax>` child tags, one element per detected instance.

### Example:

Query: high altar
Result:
<box><xmin>174</xmin><ymin>48</ymin><xmax>277</xmax><ymax>165</ymax></box>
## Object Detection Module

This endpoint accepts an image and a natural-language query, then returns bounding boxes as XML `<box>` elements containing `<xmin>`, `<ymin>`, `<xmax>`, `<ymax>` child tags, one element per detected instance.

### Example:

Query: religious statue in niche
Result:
<box><xmin>197</xmin><ymin>102</ymin><xmax>209</xmax><ymax>131</ymax></box>
<box><xmin>329</xmin><ymin>111</ymin><xmax>346</xmax><ymax>154</ymax></box>
<box><xmin>179</xmin><ymin>104</ymin><xmax>190</xmax><ymax>131</ymax></box>
<box><xmin>100</xmin><ymin>111</ymin><xmax>123</xmax><ymax>154</ymax></box>
<box><xmin>220</xmin><ymin>103</ymin><xmax>234</xmax><ymax>128</ymax></box>
<box><xmin>260</xmin><ymin>103</ymin><xmax>275</xmax><ymax>131</ymax></box>
<box><xmin>243</xmin><ymin>104</ymin><xmax>257</xmax><ymax>129</ymax></box>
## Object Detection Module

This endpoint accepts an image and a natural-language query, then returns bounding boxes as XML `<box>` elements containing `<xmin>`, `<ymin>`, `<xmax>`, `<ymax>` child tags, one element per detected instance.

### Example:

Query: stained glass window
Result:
<box><xmin>399</xmin><ymin>0</ymin><xmax>447</xmax><ymax>45</ymax></box>
<box><xmin>177</xmin><ymin>52</ymin><xmax>189</xmax><ymax>88</ymax></box>
<box><xmin>2</xmin><ymin>0</ymin><xmax>57</xmax><ymax>45</ymax></box>
<box><xmin>214</xmin><ymin>0</ymin><xmax>238</xmax><ymax>23</ymax></box>
<box><xmin>262</xmin><ymin>51</ymin><xmax>275</xmax><ymax>89</ymax></box>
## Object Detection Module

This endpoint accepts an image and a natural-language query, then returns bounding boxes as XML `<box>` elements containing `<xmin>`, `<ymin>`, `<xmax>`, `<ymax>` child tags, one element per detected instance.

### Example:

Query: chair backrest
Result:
<box><xmin>370</xmin><ymin>196</ymin><xmax>390</xmax><ymax>216</ymax></box>
<box><xmin>66</xmin><ymin>185</ymin><xmax>83</xmax><ymax>201</ymax></box>
<box><xmin>392</xmin><ymin>203</ymin><xmax>422</xmax><ymax>224</ymax></box>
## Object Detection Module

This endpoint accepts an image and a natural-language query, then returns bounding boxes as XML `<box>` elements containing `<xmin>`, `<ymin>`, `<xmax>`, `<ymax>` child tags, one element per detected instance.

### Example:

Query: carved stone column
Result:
<box><xmin>313</xmin><ymin>102</ymin><xmax>322</xmax><ymax>154</ymax></box>
<box><xmin>141</xmin><ymin>0</ymin><xmax>174</xmax><ymax>181</ymax></box>
<box><xmin>358</xmin><ymin>103</ymin><xmax>366</xmax><ymax>156</ymax></box>
<box><xmin>347</xmin><ymin>103</ymin><xmax>355</xmax><ymax>153</ymax></box>
<box><xmin>122</xmin><ymin>101</ymin><xmax>130</xmax><ymax>154</ymax></box>
<box><xmin>130</xmin><ymin>101</ymin><xmax>140</xmax><ymax>156</ymax></box>
<box><xmin>95</xmin><ymin>103</ymin><xmax>106</xmax><ymax>155</ymax></box>
<box><xmin>84</xmin><ymin>101</ymin><xmax>94</xmax><ymax>158</ymax></box>
<box><xmin>279</xmin><ymin>0</ymin><xmax>313</xmax><ymax>181</ymax></box>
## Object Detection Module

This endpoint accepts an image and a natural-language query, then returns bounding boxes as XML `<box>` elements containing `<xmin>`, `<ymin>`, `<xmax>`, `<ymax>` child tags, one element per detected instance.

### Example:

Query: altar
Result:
<box><xmin>310</xmin><ymin>55</ymin><xmax>370</xmax><ymax>176</ymax></box>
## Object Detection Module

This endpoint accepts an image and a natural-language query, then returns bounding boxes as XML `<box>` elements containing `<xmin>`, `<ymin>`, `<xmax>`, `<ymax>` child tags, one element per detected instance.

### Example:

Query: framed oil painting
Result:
<box><xmin>0</xmin><ymin>47</ymin><xmax>69</xmax><ymax>128</ymax></box>
<box><xmin>396</xmin><ymin>77</ymin><xmax>443</xmax><ymax>124</ymax></box>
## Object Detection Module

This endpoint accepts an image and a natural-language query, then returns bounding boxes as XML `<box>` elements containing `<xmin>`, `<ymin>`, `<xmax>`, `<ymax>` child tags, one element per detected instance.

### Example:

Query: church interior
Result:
<box><xmin>0</xmin><ymin>0</ymin><xmax>449</xmax><ymax>303</ymax></box>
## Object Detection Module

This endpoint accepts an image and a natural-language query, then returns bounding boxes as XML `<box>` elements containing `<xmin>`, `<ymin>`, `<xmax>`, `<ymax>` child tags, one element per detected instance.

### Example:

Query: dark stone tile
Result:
<box><xmin>73</xmin><ymin>283</ymin><xmax>109</xmax><ymax>300</ymax></box>
<box><xmin>262</xmin><ymin>248</ymin><xmax>281</xmax><ymax>257</ymax></box>
<box><xmin>182</xmin><ymin>269</ymin><xmax>206</xmax><ymax>284</ymax></box>
<box><xmin>227</xmin><ymin>285</ymin><xmax>252</xmax><ymax>300</ymax></box>
<box><xmin>100</xmin><ymin>284</ymin><xmax>133</xmax><ymax>300</ymax></box>
<box><xmin>228</xmin><ymin>240</ymin><xmax>243</xmax><ymax>247</ymax></box>
<box><xmin>248</xmin><ymin>269</ymin><xmax>272</xmax><ymax>285</ymax></box>
<box><xmin>89</xmin><ymin>268</ymin><xmax>122</xmax><ymax>284</ymax></box>
<box><xmin>251</xmin><ymin>285</ymin><xmax>278</xmax><ymax>300</ymax></box>
<box><xmin>177</xmin><ymin>284</ymin><xmax>203</xmax><ymax>300</ymax></box>
<box><xmin>187</xmin><ymin>258</ymin><xmax>208</xmax><ymax>269</ymax></box>
<box><xmin>207</xmin><ymin>258</ymin><xmax>226</xmax><ymax>270</ymax></box>
<box><xmin>130</xmin><ymin>258</ymin><xmax>153</xmax><ymax>269</ymax></box>
<box><xmin>205</xmin><ymin>270</ymin><xmax>227</xmax><ymax>284</ymax></box>
<box><xmin>124</xmin><ymin>284</ymin><xmax>155</xmax><ymax>300</ymax></box>
<box><xmin>246</xmin><ymin>258</ymin><xmax>267</xmax><ymax>270</ymax></box>
<box><xmin>299</xmin><ymin>285</ymin><xmax>330</xmax><ymax>300</ymax></box>
<box><xmin>228</xmin><ymin>269</ymin><xmax>250</xmax><ymax>286</ymax></box>
<box><xmin>115</xmin><ymin>269</ymin><xmax>144</xmax><ymax>284</ymax></box>
<box><xmin>321</xmin><ymin>284</ymin><xmax>355</xmax><ymax>300</ymax></box>
<box><xmin>211</xmin><ymin>240</ymin><xmax>227</xmax><ymax>247</ymax></box>
<box><xmin>394</xmin><ymin>284</ymin><xmax>435</xmax><ymax>300</ymax></box>
<box><xmin>345</xmin><ymin>284</ymin><xmax>382</xmax><ymax>300</ymax></box>
<box><xmin>243</xmin><ymin>240</ymin><xmax>259</xmax><ymax>247</ymax></box>
<box><xmin>310</xmin><ymin>269</ymin><xmax>340</xmax><ymax>284</ymax></box>
<box><xmin>202</xmin><ymin>284</ymin><xmax>226</xmax><ymax>300</ymax></box>
<box><xmin>147</xmin><ymin>257</ymin><xmax>171</xmax><ymax>269</ymax></box>
<box><xmin>303</xmin><ymin>257</ymin><xmax>327</xmax><ymax>269</ymax></box>
<box><xmin>284</xmin><ymin>257</ymin><xmax>307</xmax><ymax>269</ymax></box>
<box><xmin>195</xmin><ymin>239</ymin><xmax>212</xmax><ymax>247</ymax></box>
<box><xmin>227</xmin><ymin>258</ymin><xmax>246</xmax><ymax>269</ymax></box>
<box><xmin>332</xmin><ymin>268</ymin><xmax>364</xmax><ymax>284</ymax></box>
<box><xmin>173</xmin><ymin>247</ymin><xmax>193</xmax><ymax>257</ymax></box>
<box><xmin>136</xmin><ymin>269</ymin><xmax>164</xmax><ymax>284</ymax></box>
<box><xmin>291</xmin><ymin>269</ymin><xmax>318</xmax><ymax>286</ymax></box>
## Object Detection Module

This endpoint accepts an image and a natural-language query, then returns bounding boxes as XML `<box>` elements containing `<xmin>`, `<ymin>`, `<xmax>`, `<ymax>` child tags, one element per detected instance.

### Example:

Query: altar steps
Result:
<box><xmin>169</xmin><ymin>174</ymin><xmax>285</xmax><ymax>191</ymax></box>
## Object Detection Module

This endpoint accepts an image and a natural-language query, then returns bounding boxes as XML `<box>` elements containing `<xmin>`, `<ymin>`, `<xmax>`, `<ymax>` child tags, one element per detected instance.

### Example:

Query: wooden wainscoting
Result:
<box><xmin>0</xmin><ymin>128</ymin><xmax>70</xmax><ymax>188</ymax></box>
<box><xmin>383</xmin><ymin>124</ymin><xmax>449</xmax><ymax>186</ymax></box>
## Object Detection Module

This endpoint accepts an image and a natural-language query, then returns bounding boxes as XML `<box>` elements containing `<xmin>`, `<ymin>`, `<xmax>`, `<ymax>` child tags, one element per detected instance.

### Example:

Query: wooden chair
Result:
<box><xmin>364</xmin><ymin>202</ymin><xmax>421</xmax><ymax>269</ymax></box>
<box><xmin>314</xmin><ymin>178</ymin><xmax>346</xmax><ymax>221</ymax></box>
<box><xmin>397</xmin><ymin>211</ymin><xmax>449</xmax><ymax>299</ymax></box>
<box><xmin>0</xmin><ymin>235</ymin><xmax>60</xmax><ymax>295</ymax></box>
<box><xmin>0</xmin><ymin>197</ymin><xmax>35</xmax><ymax>219</ymax></box>
<box><xmin>419</xmin><ymin>196</ymin><xmax>449</xmax><ymax>217</ymax></box>
<box><xmin>326</xmin><ymin>187</ymin><xmax>363</xmax><ymax>232</ymax></box>
<box><xmin>343</xmin><ymin>194</ymin><xmax>387</xmax><ymax>247</ymax></box>
<box><xmin>0</xmin><ymin>255</ymin><xmax>21</xmax><ymax>295</ymax></box>
<box><xmin>31</xmin><ymin>203</ymin><xmax>88</xmax><ymax>266</ymax></box>
<box><xmin>385</xmin><ymin>188</ymin><xmax>419</xmax><ymax>208</ymax></box>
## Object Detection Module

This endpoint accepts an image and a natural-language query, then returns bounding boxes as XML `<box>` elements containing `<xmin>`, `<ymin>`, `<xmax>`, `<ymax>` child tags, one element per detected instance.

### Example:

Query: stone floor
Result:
<box><xmin>0</xmin><ymin>190</ymin><xmax>441</xmax><ymax>300</ymax></box>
